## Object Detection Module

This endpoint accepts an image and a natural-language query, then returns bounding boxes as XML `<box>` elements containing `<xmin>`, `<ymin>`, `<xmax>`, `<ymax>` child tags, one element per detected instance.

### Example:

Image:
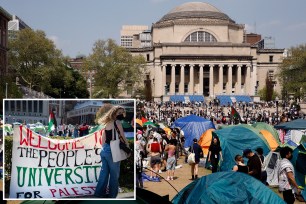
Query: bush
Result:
<box><xmin>119</xmin><ymin>140</ymin><xmax>134</xmax><ymax>190</ymax></box>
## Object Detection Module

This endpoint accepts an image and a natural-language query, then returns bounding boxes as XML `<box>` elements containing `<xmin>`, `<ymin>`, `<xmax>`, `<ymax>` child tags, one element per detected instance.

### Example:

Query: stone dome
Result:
<box><xmin>157</xmin><ymin>2</ymin><xmax>234</xmax><ymax>23</ymax></box>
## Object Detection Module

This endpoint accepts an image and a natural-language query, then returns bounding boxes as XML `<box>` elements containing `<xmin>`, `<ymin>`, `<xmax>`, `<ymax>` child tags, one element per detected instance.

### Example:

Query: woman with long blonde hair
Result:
<box><xmin>95</xmin><ymin>105</ymin><xmax>128</xmax><ymax>198</ymax></box>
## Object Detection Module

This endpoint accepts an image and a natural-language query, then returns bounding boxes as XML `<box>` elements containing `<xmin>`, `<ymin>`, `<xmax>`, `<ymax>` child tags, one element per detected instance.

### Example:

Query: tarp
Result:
<box><xmin>264</xmin><ymin>151</ymin><xmax>281</xmax><ymax>186</ymax></box>
<box><xmin>252</xmin><ymin>122</ymin><xmax>280</xmax><ymax>144</ymax></box>
<box><xmin>171</xmin><ymin>115</ymin><xmax>215</xmax><ymax>148</ymax></box>
<box><xmin>274</xmin><ymin>119</ymin><xmax>306</xmax><ymax>130</ymax></box>
<box><xmin>213</xmin><ymin>125</ymin><xmax>270</xmax><ymax>171</ymax></box>
<box><xmin>172</xmin><ymin>171</ymin><xmax>286</xmax><ymax>204</ymax></box>
<box><xmin>198</xmin><ymin>129</ymin><xmax>214</xmax><ymax>155</ymax></box>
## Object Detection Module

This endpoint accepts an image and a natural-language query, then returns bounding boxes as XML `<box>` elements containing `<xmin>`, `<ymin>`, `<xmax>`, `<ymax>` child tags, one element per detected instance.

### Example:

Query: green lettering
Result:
<box><xmin>83</xmin><ymin>166</ymin><xmax>93</xmax><ymax>183</ymax></box>
<box><xmin>54</xmin><ymin>168</ymin><xmax>63</xmax><ymax>184</ymax></box>
<box><xmin>74</xmin><ymin>167</ymin><xmax>83</xmax><ymax>184</ymax></box>
<box><xmin>28</xmin><ymin>167</ymin><xmax>37</xmax><ymax>187</ymax></box>
<box><xmin>44</xmin><ymin>168</ymin><xmax>54</xmax><ymax>186</ymax></box>
<box><xmin>38</xmin><ymin>168</ymin><xmax>42</xmax><ymax>186</ymax></box>
<box><xmin>64</xmin><ymin>168</ymin><xmax>75</xmax><ymax>185</ymax></box>
<box><xmin>17</xmin><ymin>166</ymin><xmax>27</xmax><ymax>187</ymax></box>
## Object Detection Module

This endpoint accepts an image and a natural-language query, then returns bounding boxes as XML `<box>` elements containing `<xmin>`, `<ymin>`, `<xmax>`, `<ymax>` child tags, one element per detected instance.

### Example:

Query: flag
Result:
<box><xmin>231</xmin><ymin>106</ymin><xmax>241</xmax><ymax>121</ymax></box>
<box><xmin>48</xmin><ymin>111</ymin><xmax>57</xmax><ymax>132</ymax></box>
<box><xmin>141</xmin><ymin>117</ymin><xmax>148</xmax><ymax>124</ymax></box>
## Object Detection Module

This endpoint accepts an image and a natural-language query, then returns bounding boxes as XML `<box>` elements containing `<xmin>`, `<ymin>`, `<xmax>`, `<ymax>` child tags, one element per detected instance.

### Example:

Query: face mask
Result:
<box><xmin>288</xmin><ymin>155</ymin><xmax>293</xmax><ymax>160</ymax></box>
<box><xmin>116</xmin><ymin>114</ymin><xmax>124</xmax><ymax>120</ymax></box>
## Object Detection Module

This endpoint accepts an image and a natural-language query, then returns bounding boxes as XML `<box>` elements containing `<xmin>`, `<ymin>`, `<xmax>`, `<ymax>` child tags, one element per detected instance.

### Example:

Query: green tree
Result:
<box><xmin>8</xmin><ymin>29</ymin><xmax>63</xmax><ymax>91</ymax></box>
<box><xmin>278</xmin><ymin>44</ymin><xmax>306</xmax><ymax>102</ymax></box>
<box><xmin>86</xmin><ymin>39</ymin><xmax>146</xmax><ymax>98</ymax></box>
<box><xmin>8</xmin><ymin>28</ymin><xmax>89</xmax><ymax>98</ymax></box>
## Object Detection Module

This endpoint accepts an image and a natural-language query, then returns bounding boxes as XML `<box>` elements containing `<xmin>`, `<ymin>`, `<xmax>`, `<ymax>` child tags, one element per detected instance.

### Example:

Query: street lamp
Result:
<box><xmin>275</xmin><ymin>96</ymin><xmax>279</xmax><ymax>123</ymax></box>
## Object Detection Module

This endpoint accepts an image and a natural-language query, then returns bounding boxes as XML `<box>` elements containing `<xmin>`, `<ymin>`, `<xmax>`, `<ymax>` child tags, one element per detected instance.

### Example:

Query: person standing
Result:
<box><xmin>243</xmin><ymin>149</ymin><xmax>261</xmax><ymax>181</ymax></box>
<box><xmin>255</xmin><ymin>147</ymin><xmax>268</xmax><ymax>185</ymax></box>
<box><xmin>232</xmin><ymin>154</ymin><xmax>249</xmax><ymax>174</ymax></box>
<box><xmin>189</xmin><ymin>138</ymin><xmax>203</xmax><ymax>180</ymax></box>
<box><xmin>278</xmin><ymin>146</ymin><xmax>301</xmax><ymax>204</ymax></box>
<box><xmin>95</xmin><ymin>106</ymin><xmax>128</xmax><ymax>198</ymax></box>
<box><xmin>165</xmin><ymin>139</ymin><xmax>176</xmax><ymax>181</ymax></box>
<box><xmin>208</xmin><ymin>137</ymin><xmax>223</xmax><ymax>173</ymax></box>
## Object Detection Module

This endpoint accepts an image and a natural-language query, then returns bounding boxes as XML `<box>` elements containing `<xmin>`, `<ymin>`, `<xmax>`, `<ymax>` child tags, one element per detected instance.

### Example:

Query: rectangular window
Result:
<box><xmin>16</xmin><ymin>101</ymin><xmax>21</xmax><ymax>111</ymax></box>
<box><xmin>10</xmin><ymin>101</ymin><xmax>15</xmax><ymax>112</ymax></box>
<box><xmin>146</xmin><ymin>54</ymin><xmax>150</xmax><ymax>61</ymax></box>
<box><xmin>28</xmin><ymin>101</ymin><xmax>32</xmax><ymax>112</ymax></box>
<box><xmin>184</xmin><ymin>84</ymin><xmax>188</xmax><ymax>93</ymax></box>
<box><xmin>269</xmin><ymin>55</ymin><xmax>274</xmax><ymax>63</ymax></box>
<box><xmin>34</xmin><ymin>101</ymin><xmax>38</xmax><ymax>112</ymax></box>
<box><xmin>22</xmin><ymin>101</ymin><xmax>27</xmax><ymax>112</ymax></box>
<box><xmin>39</xmin><ymin>101</ymin><xmax>43</xmax><ymax>113</ymax></box>
<box><xmin>175</xmin><ymin>84</ymin><xmax>179</xmax><ymax>93</ymax></box>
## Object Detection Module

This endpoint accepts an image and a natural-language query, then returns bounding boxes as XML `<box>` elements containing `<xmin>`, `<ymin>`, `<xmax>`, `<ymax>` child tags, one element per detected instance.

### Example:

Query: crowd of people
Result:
<box><xmin>136</xmin><ymin>99</ymin><xmax>305</xmax><ymax>203</ymax></box>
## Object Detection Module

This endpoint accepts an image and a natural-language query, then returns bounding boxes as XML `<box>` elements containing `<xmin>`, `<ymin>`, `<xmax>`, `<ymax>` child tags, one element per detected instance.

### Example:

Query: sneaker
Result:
<box><xmin>166</xmin><ymin>176</ymin><xmax>170</xmax><ymax>181</ymax></box>
<box><xmin>170</xmin><ymin>177</ymin><xmax>174</xmax><ymax>180</ymax></box>
<box><xmin>158</xmin><ymin>170</ymin><xmax>162</xmax><ymax>173</ymax></box>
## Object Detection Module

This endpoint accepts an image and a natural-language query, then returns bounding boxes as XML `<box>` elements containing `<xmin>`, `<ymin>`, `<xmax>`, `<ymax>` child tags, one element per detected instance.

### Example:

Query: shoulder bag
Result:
<box><xmin>110</xmin><ymin>124</ymin><xmax>128</xmax><ymax>162</ymax></box>
<box><xmin>187</xmin><ymin>145</ymin><xmax>196</xmax><ymax>165</ymax></box>
<box><xmin>114</xmin><ymin>121</ymin><xmax>132</xmax><ymax>155</ymax></box>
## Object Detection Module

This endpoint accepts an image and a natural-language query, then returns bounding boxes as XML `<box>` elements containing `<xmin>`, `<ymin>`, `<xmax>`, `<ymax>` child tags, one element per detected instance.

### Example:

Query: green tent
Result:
<box><xmin>172</xmin><ymin>171</ymin><xmax>285</xmax><ymax>204</ymax></box>
<box><xmin>252</xmin><ymin>122</ymin><xmax>280</xmax><ymax>144</ymax></box>
<box><xmin>213</xmin><ymin>125</ymin><xmax>271</xmax><ymax>171</ymax></box>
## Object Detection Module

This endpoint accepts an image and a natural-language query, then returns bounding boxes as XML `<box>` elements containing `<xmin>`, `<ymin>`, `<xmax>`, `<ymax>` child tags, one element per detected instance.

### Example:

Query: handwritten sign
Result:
<box><xmin>10</xmin><ymin>126</ymin><xmax>104</xmax><ymax>199</ymax></box>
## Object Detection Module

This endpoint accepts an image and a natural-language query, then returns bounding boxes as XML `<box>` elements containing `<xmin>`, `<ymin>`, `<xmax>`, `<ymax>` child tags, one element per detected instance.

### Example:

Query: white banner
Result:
<box><xmin>9</xmin><ymin>126</ymin><xmax>104</xmax><ymax>199</ymax></box>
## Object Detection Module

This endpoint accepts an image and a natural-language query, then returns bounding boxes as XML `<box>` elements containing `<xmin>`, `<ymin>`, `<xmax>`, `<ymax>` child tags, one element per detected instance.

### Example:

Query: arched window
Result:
<box><xmin>184</xmin><ymin>31</ymin><xmax>217</xmax><ymax>42</ymax></box>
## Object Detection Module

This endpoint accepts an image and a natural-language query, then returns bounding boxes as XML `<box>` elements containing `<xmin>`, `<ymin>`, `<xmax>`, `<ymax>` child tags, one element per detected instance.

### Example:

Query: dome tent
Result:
<box><xmin>252</xmin><ymin>122</ymin><xmax>280</xmax><ymax>144</ymax></box>
<box><xmin>198</xmin><ymin>128</ymin><xmax>215</xmax><ymax>155</ymax></box>
<box><xmin>213</xmin><ymin>125</ymin><xmax>270</xmax><ymax>171</ymax></box>
<box><xmin>172</xmin><ymin>171</ymin><xmax>285</xmax><ymax>204</ymax></box>
<box><xmin>171</xmin><ymin>115</ymin><xmax>215</xmax><ymax>148</ymax></box>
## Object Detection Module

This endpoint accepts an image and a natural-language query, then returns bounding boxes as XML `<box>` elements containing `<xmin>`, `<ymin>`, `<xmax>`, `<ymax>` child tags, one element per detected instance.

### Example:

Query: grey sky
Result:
<box><xmin>2</xmin><ymin>0</ymin><xmax>306</xmax><ymax>57</ymax></box>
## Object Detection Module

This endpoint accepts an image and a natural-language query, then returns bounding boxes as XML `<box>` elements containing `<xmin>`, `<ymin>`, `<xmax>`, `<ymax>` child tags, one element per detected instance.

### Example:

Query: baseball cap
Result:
<box><xmin>243</xmin><ymin>149</ymin><xmax>252</xmax><ymax>157</ymax></box>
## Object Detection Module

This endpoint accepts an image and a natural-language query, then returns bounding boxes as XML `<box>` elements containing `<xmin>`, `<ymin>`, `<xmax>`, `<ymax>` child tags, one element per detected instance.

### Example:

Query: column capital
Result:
<box><xmin>189</xmin><ymin>64</ymin><xmax>194</xmax><ymax>68</ymax></box>
<box><xmin>228</xmin><ymin>64</ymin><xmax>233</xmax><ymax>68</ymax></box>
<box><xmin>180</xmin><ymin>64</ymin><xmax>185</xmax><ymax>68</ymax></box>
<box><xmin>171</xmin><ymin>64</ymin><xmax>176</xmax><ymax>67</ymax></box>
<box><xmin>199</xmin><ymin>64</ymin><xmax>204</xmax><ymax>68</ymax></box>
<box><xmin>219</xmin><ymin>64</ymin><xmax>224</xmax><ymax>68</ymax></box>
<box><xmin>209</xmin><ymin>64</ymin><xmax>214</xmax><ymax>68</ymax></box>
<box><xmin>237</xmin><ymin>64</ymin><xmax>242</xmax><ymax>68</ymax></box>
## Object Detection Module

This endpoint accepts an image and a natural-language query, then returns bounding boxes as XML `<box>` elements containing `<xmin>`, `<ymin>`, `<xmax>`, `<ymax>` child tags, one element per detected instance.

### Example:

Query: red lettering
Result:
<box><xmin>48</xmin><ymin>140</ymin><xmax>58</xmax><ymax>150</ymax></box>
<box><xmin>20</xmin><ymin>126</ymin><xmax>29</xmax><ymax>146</ymax></box>
<box><xmin>71</xmin><ymin>187</ymin><xmax>81</xmax><ymax>196</ymax></box>
<box><xmin>49</xmin><ymin>189</ymin><xmax>57</xmax><ymax>197</ymax></box>
<box><xmin>29</xmin><ymin>130</ymin><xmax>39</xmax><ymax>148</ymax></box>
<box><xmin>75</xmin><ymin>140</ymin><xmax>84</xmax><ymax>149</ymax></box>
<box><xmin>59</xmin><ymin>188</ymin><xmax>69</xmax><ymax>197</ymax></box>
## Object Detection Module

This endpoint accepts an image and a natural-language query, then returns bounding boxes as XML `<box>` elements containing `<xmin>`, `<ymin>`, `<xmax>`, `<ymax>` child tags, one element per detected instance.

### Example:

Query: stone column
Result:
<box><xmin>227</xmin><ymin>65</ymin><xmax>232</xmax><ymax>94</ymax></box>
<box><xmin>179</xmin><ymin>64</ymin><xmax>185</xmax><ymax>94</ymax></box>
<box><xmin>252</xmin><ymin>61</ymin><xmax>257</xmax><ymax>95</ymax></box>
<box><xmin>237</xmin><ymin>65</ymin><xmax>242</xmax><ymax>94</ymax></box>
<box><xmin>209</xmin><ymin>65</ymin><xmax>214</xmax><ymax>97</ymax></box>
<box><xmin>199</xmin><ymin>65</ymin><xmax>204</xmax><ymax>95</ymax></box>
<box><xmin>219</xmin><ymin>64</ymin><xmax>224</xmax><ymax>94</ymax></box>
<box><xmin>162</xmin><ymin>65</ymin><xmax>167</xmax><ymax>95</ymax></box>
<box><xmin>170</xmin><ymin>64</ymin><xmax>175</xmax><ymax>94</ymax></box>
<box><xmin>155</xmin><ymin>65</ymin><xmax>162</xmax><ymax>97</ymax></box>
<box><xmin>246</xmin><ymin>65</ymin><xmax>251</xmax><ymax>94</ymax></box>
<box><xmin>189</xmin><ymin>64</ymin><xmax>194</xmax><ymax>94</ymax></box>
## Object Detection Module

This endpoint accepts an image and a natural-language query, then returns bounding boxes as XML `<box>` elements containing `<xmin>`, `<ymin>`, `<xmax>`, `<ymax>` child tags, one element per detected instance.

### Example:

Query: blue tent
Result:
<box><xmin>213</xmin><ymin>125</ymin><xmax>270</xmax><ymax>171</ymax></box>
<box><xmin>171</xmin><ymin>115</ymin><xmax>215</xmax><ymax>148</ymax></box>
<box><xmin>274</xmin><ymin>118</ymin><xmax>306</xmax><ymax>130</ymax></box>
<box><xmin>172</xmin><ymin>171</ymin><xmax>285</xmax><ymax>204</ymax></box>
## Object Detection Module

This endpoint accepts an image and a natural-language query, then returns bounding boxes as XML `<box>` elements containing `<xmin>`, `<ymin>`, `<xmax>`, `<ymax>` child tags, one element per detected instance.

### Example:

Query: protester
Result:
<box><xmin>148</xmin><ymin>137</ymin><xmax>162</xmax><ymax>179</ymax></box>
<box><xmin>278</xmin><ymin>146</ymin><xmax>301</xmax><ymax>204</ymax></box>
<box><xmin>208</xmin><ymin>136</ymin><xmax>223</xmax><ymax>173</ymax></box>
<box><xmin>95</xmin><ymin>106</ymin><xmax>128</xmax><ymax>198</ymax></box>
<box><xmin>165</xmin><ymin>139</ymin><xmax>176</xmax><ymax>181</ymax></box>
<box><xmin>232</xmin><ymin>154</ymin><xmax>249</xmax><ymax>174</ymax></box>
<box><xmin>255</xmin><ymin>147</ymin><xmax>268</xmax><ymax>185</ymax></box>
<box><xmin>243</xmin><ymin>149</ymin><xmax>262</xmax><ymax>181</ymax></box>
<box><xmin>189</xmin><ymin>138</ymin><xmax>203</xmax><ymax>180</ymax></box>
<box><xmin>136</xmin><ymin>133</ymin><xmax>144</xmax><ymax>189</ymax></box>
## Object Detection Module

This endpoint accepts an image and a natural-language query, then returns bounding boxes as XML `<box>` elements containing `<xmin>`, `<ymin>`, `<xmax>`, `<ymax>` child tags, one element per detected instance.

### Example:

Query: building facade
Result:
<box><xmin>126</xmin><ymin>2</ymin><xmax>284</xmax><ymax>102</ymax></box>
<box><xmin>8</xmin><ymin>15</ymin><xmax>31</xmax><ymax>40</ymax></box>
<box><xmin>4</xmin><ymin>100</ymin><xmax>64</xmax><ymax>125</ymax></box>
<box><xmin>0</xmin><ymin>7</ymin><xmax>11</xmax><ymax>79</ymax></box>
<box><xmin>120</xmin><ymin>25</ymin><xmax>151</xmax><ymax>48</ymax></box>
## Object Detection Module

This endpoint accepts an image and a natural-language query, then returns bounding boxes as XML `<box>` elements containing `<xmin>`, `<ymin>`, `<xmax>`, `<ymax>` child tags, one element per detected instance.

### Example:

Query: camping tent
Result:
<box><xmin>259</xmin><ymin>130</ymin><xmax>279</xmax><ymax>151</ymax></box>
<box><xmin>198</xmin><ymin>129</ymin><xmax>214</xmax><ymax>155</ymax></box>
<box><xmin>263</xmin><ymin>151</ymin><xmax>281</xmax><ymax>186</ymax></box>
<box><xmin>213</xmin><ymin>125</ymin><xmax>270</xmax><ymax>171</ymax></box>
<box><xmin>172</xmin><ymin>171</ymin><xmax>285</xmax><ymax>204</ymax></box>
<box><xmin>171</xmin><ymin>115</ymin><xmax>215</xmax><ymax>148</ymax></box>
<box><xmin>252</xmin><ymin>122</ymin><xmax>280</xmax><ymax>144</ymax></box>
<box><xmin>274</xmin><ymin>119</ymin><xmax>306</xmax><ymax>130</ymax></box>
<box><xmin>291</xmin><ymin>142</ymin><xmax>306</xmax><ymax>188</ymax></box>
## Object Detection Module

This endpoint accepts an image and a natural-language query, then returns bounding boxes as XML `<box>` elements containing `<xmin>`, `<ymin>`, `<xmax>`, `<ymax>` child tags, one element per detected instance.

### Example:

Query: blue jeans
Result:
<box><xmin>95</xmin><ymin>143</ymin><xmax>121</xmax><ymax>198</ymax></box>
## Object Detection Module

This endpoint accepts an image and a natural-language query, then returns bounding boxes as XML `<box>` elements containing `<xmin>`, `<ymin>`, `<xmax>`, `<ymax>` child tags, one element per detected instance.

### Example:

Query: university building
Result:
<box><xmin>123</xmin><ymin>2</ymin><xmax>285</xmax><ymax>103</ymax></box>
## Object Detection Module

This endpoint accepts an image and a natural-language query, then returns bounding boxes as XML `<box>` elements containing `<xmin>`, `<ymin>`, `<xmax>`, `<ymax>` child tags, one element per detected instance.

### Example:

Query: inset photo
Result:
<box><xmin>3</xmin><ymin>99</ymin><xmax>135</xmax><ymax>200</ymax></box>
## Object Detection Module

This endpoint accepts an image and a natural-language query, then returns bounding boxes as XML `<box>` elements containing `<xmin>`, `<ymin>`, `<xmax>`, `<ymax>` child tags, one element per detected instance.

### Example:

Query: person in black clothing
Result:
<box><xmin>255</xmin><ymin>147</ymin><xmax>268</xmax><ymax>185</ymax></box>
<box><xmin>232</xmin><ymin>154</ymin><xmax>249</xmax><ymax>174</ymax></box>
<box><xmin>208</xmin><ymin>136</ymin><xmax>223</xmax><ymax>173</ymax></box>
<box><xmin>243</xmin><ymin>148</ymin><xmax>262</xmax><ymax>180</ymax></box>
<box><xmin>189</xmin><ymin>138</ymin><xmax>203</xmax><ymax>180</ymax></box>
